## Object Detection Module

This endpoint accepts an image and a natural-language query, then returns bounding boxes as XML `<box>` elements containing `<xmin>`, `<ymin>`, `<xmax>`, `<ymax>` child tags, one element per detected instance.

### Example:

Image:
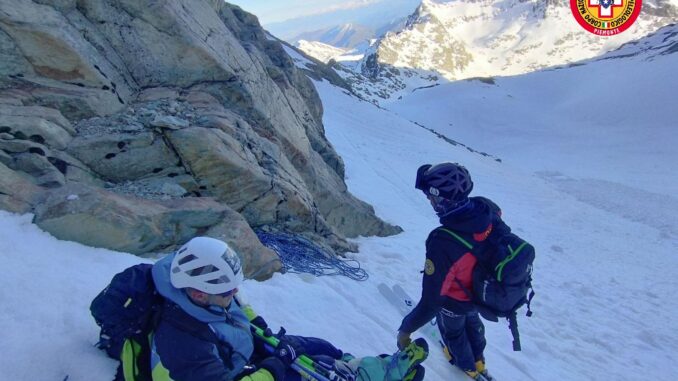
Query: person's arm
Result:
<box><xmin>398</xmin><ymin>233</ymin><xmax>448</xmax><ymax>334</ymax></box>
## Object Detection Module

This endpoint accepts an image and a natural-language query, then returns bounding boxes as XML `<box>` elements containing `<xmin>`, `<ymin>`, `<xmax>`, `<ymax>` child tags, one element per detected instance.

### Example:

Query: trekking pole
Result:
<box><xmin>250</xmin><ymin>324</ymin><xmax>353</xmax><ymax>381</ymax></box>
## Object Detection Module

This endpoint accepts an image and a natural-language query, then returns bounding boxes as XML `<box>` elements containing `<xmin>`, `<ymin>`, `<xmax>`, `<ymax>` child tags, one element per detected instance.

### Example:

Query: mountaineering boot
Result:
<box><xmin>391</xmin><ymin>338</ymin><xmax>429</xmax><ymax>381</ymax></box>
<box><xmin>475</xmin><ymin>359</ymin><xmax>495</xmax><ymax>381</ymax></box>
<box><xmin>464</xmin><ymin>369</ymin><xmax>495</xmax><ymax>381</ymax></box>
<box><xmin>403</xmin><ymin>338</ymin><xmax>429</xmax><ymax>371</ymax></box>
<box><xmin>401</xmin><ymin>338</ymin><xmax>428</xmax><ymax>381</ymax></box>
<box><xmin>403</xmin><ymin>364</ymin><xmax>425</xmax><ymax>381</ymax></box>
<box><xmin>442</xmin><ymin>345</ymin><xmax>454</xmax><ymax>363</ymax></box>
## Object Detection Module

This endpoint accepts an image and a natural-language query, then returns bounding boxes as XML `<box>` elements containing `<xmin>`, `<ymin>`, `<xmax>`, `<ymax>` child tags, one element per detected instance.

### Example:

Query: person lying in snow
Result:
<box><xmin>91</xmin><ymin>236</ymin><xmax>428</xmax><ymax>381</ymax></box>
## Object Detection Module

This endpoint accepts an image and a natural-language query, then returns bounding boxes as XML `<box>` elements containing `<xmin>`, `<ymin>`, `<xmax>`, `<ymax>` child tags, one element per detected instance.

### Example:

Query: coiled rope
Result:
<box><xmin>256</xmin><ymin>231</ymin><xmax>369</xmax><ymax>281</ymax></box>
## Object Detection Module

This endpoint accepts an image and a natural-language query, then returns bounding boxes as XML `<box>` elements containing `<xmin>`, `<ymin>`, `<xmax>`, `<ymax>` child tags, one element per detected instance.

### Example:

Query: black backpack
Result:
<box><xmin>90</xmin><ymin>264</ymin><xmax>163</xmax><ymax>381</ymax></box>
<box><xmin>438</xmin><ymin>227</ymin><xmax>535</xmax><ymax>351</ymax></box>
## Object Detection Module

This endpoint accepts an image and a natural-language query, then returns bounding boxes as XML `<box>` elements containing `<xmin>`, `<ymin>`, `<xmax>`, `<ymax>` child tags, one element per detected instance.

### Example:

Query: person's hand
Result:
<box><xmin>274</xmin><ymin>337</ymin><xmax>303</xmax><ymax>366</ymax></box>
<box><xmin>258</xmin><ymin>357</ymin><xmax>286</xmax><ymax>381</ymax></box>
<box><xmin>397</xmin><ymin>331</ymin><xmax>412</xmax><ymax>350</ymax></box>
<box><xmin>251</xmin><ymin>315</ymin><xmax>272</xmax><ymax>336</ymax></box>
<box><xmin>251</xmin><ymin>315</ymin><xmax>268</xmax><ymax>330</ymax></box>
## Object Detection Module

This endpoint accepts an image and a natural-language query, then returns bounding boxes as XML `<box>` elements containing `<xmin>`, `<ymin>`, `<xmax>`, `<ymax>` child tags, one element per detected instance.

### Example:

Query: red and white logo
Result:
<box><xmin>570</xmin><ymin>0</ymin><xmax>642</xmax><ymax>36</ymax></box>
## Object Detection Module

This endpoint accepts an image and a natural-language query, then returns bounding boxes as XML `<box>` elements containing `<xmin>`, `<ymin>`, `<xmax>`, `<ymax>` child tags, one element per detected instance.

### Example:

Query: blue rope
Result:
<box><xmin>256</xmin><ymin>231</ymin><xmax>369</xmax><ymax>281</ymax></box>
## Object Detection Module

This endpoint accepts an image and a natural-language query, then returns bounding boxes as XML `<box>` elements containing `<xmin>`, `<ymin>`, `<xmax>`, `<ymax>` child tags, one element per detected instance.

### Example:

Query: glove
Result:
<box><xmin>258</xmin><ymin>357</ymin><xmax>286</xmax><ymax>381</ymax></box>
<box><xmin>251</xmin><ymin>315</ymin><xmax>269</xmax><ymax>329</ymax></box>
<box><xmin>273</xmin><ymin>337</ymin><xmax>303</xmax><ymax>366</ymax></box>
<box><xmin>397</xmin><ymin>331</ymin><xmax>412</xmax><ymax>350</ymax></box>
<box><xmin>251</xmin><ymin>315</ymin><xmax>273</xmax><ymax>337</ymax></box>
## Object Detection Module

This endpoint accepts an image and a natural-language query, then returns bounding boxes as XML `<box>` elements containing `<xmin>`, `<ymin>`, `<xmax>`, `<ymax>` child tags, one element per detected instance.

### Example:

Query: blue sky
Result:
<box><xmin>228</xmin><ymin>0</ymin><xmax>385</xmax><ymax>25</ymax></box>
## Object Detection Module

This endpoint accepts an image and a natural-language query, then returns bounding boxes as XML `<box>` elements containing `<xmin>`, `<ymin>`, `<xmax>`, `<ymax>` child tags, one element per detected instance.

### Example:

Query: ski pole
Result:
<box><xmin>251</xmin><ymin>324</ymin><xmax>352</xmax><ymax>381</ymax></box>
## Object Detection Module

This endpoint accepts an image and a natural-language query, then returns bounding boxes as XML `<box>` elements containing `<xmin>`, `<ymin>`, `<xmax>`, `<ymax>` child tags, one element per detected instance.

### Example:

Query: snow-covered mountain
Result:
<box><xmin>266</xmin><ymin>0</ymin><xmax>420</xmax><ymax>44</ymax></box>
<box><xmin>296</xmin><ymin>39</ymin><xmax>350</xmax><ymax>64</ymax></box>
<box><xmin>292</xmin><ymin>23</ymin><xmax>376</xmax><ymax>49</ymax></box>
<box><xmin>330</xmin><ymin>0</ymin><xmax>678</xmax><ymax>103</ymax></box>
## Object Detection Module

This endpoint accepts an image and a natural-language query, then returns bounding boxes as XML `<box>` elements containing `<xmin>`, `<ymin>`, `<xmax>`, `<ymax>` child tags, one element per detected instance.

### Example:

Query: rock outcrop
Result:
<box><xmin>0</xmin><ymin>0</ymin><xmax>401</xmax><ymax>279</ymax></box>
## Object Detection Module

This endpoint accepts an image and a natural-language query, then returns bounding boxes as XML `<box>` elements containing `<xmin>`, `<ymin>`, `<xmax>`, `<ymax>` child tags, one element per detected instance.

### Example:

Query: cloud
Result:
<box><xmin>270</xmin><ymin>0</ymin><xmax>386</xmax><ymax>23</ymax></box>
<box><xmin>309</xmin><ymin>0</ymin><xmax>385</xmax><ymax>15</ymax></box>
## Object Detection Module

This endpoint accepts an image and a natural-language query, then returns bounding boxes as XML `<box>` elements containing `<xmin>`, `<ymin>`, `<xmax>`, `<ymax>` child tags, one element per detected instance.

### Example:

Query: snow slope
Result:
<box><xmin>387</xmin><ymin>24</ymin><xmax>678</xmax><ymax>240</ymax></box>
<box><xmin>1</xmin><ymin>30</ymin><xmax>677</xmax><ymax>381</ymax></box>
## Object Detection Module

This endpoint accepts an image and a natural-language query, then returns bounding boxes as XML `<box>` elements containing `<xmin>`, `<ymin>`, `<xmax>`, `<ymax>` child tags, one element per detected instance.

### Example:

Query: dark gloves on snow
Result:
<box><xmin>250</xmin><ymin>315</ymin><xmax>273</xmax><ymax>336</ymax></box>
<box><xmin>273</xmin><ymin>337</ymin><xmax>303</xmax><ymax>366</ymax></box>
<box><xmin>257</xmin><ymin>336</ymin><xmax>303</xmax><ymax>381</ymax></box>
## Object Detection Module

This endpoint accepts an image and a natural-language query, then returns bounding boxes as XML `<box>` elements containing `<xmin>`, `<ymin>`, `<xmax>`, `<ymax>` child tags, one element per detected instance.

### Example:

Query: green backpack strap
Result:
<box><xmin>494</xmin><ymin>241</ymin><xmax>528</xmax><ymax>282</ymax></box>
<box><xmin>437</xmin><ymin>227</ymin><xmax>474</xmax><ymax>251</ymax></box>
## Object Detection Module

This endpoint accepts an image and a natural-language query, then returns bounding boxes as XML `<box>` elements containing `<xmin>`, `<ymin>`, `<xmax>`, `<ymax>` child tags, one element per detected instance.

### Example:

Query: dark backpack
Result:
<box><xmin>90</xmin><ymin>263</ymin><xmax>163</xmax><ymax>381</ymax></box>
<box><xmin>438</xmin><ymin>227</ymin><xmax>535</xmax><ymax>351</ymax></box>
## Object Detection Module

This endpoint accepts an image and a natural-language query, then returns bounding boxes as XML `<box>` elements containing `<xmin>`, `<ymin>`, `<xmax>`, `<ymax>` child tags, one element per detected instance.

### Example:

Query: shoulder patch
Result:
<box><xmin>424</xmin><ymin>259</ymin><xmax>435</xmax><ymax>276</ymax></box>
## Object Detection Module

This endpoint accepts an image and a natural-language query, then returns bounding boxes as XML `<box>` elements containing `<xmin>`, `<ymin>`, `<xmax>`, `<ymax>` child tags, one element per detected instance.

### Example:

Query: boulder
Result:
<box><xmin>67</xmin><ymin>131</ymin><xmax>180</xmax><ymax>182</ymax></box>
<box><xmin>12</xmin><ymin>152</ymin><xmax>66</xmax><ymax>188</ymax></box>
<box><xmin>0</xmin><ymin>114</ymin><xmax>72</xmax><ymax>149</ymax></box>
<box><xmin>0</xmin><ymin>0</ymin><xmax>133</xmax><ymax>119</ymax></box>
<box><xmin>33</xmin><ymin>183</ymin><xmax>278</xmax><ymax>277</ymax></box>
<box><xmin>167</xmin><ymin>127</ymin><xmax>273</xmax><ymax>210</ymax></box>
<box><xmin>0</xmin><ymin>104</ymin><xmax>75</xmax><ymax>134</ymax></box>
<box><xmin>0</xmin><ymin>161</ymin><xmax>44</xmax><ymax>213</ymax></box>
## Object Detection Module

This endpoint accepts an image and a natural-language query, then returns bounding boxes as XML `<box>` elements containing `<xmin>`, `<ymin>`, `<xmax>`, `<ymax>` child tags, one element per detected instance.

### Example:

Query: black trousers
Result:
<box><xmin>436</xmin><ymin>307</ymin><xmax>486</xmax><ymax>372</ymax></box>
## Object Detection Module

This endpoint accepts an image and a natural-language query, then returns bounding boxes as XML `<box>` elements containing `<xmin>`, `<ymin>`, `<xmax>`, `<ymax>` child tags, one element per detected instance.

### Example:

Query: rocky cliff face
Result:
<box><xmin>0</xmin><ymin>0</ymin><xmax>401</xmax><ymax>279</ymax></box>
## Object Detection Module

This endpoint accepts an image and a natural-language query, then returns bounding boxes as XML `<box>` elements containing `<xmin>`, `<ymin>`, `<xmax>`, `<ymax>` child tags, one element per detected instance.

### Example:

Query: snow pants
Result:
<box><xmin>254</xmin><ymin>335</ymin><xmax>344</xmax><ymax>381</ymax></box>
<box><xmin>436</xmin><ymin>307</ymin><xmax>486</xmax><ymax>372</ymax></box>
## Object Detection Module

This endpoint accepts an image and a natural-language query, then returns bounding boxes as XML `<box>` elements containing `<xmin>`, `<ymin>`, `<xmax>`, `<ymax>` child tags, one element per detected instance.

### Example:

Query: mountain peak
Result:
<box><xmin>344</xmin><ymin>0</ymin><xmax>678</xmax><ymax>103</ymax></box>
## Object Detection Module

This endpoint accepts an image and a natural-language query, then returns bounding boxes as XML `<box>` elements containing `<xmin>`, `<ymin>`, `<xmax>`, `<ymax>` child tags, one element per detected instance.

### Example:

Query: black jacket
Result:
<box><xmin>399</xmin><ymin>197</ymin><xmax>509</xmax><ymax>333</ymax></box>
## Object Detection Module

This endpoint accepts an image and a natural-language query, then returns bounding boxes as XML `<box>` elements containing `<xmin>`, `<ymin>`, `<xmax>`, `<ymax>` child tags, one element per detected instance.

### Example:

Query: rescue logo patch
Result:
<box><xmin>570</xmin><ymin>0</ymin><xmax>642</xmax><ymax>36</ymax></box>
<box><xmin>424</xmin><ymin>259</ymin><xmax>435</xmax><ymax>275</ymax></box>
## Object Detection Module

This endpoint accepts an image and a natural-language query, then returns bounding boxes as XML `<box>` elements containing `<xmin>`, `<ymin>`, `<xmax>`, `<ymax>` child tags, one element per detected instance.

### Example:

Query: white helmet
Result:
<box><xmin>170</xmin><ymin>237</ymin><xmax>244</xmax><ymax>294</ymax></box>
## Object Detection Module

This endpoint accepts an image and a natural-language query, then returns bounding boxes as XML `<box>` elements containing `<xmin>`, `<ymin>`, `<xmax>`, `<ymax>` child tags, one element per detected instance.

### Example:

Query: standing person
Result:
<box><xmin>396</xmin><ymin>162</ymin><xmax>507</xmax><ymax>381</ymax></box>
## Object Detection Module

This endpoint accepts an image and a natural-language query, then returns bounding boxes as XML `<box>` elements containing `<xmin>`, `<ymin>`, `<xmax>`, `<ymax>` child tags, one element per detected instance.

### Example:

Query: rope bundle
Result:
<box><xmin>256</xmin><ymin>231</ymin><xmax>369</xmax><ymax>281</ymax></box>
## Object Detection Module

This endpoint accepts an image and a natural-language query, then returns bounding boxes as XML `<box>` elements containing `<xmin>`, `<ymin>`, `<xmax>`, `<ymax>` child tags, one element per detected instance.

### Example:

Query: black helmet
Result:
<box><xmin>415</xmin><ymin>162</ymin><xmax>473</xmax><ymax>202</ymax></box>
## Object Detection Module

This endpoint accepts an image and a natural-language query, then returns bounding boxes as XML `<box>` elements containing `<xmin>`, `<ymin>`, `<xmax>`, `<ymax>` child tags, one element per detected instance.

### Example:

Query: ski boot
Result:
<box><xmin>401</xmin><ymin>338</ymin><xmax>428</xmax><ymax>381</ymax></box>
<box><xmin>403</xmin><ymin>364</ymin><xmax>425</xmax><ymax>381</ymax></box>
<box><xmin>475</xmin><ymin>359</ymin><xmax>495</xmax><ymax>381</ymax></box>
<box><xmin>388</xmin><ymin>337</ymin><xmax>429</xmax><ymax>381</ymax></box>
